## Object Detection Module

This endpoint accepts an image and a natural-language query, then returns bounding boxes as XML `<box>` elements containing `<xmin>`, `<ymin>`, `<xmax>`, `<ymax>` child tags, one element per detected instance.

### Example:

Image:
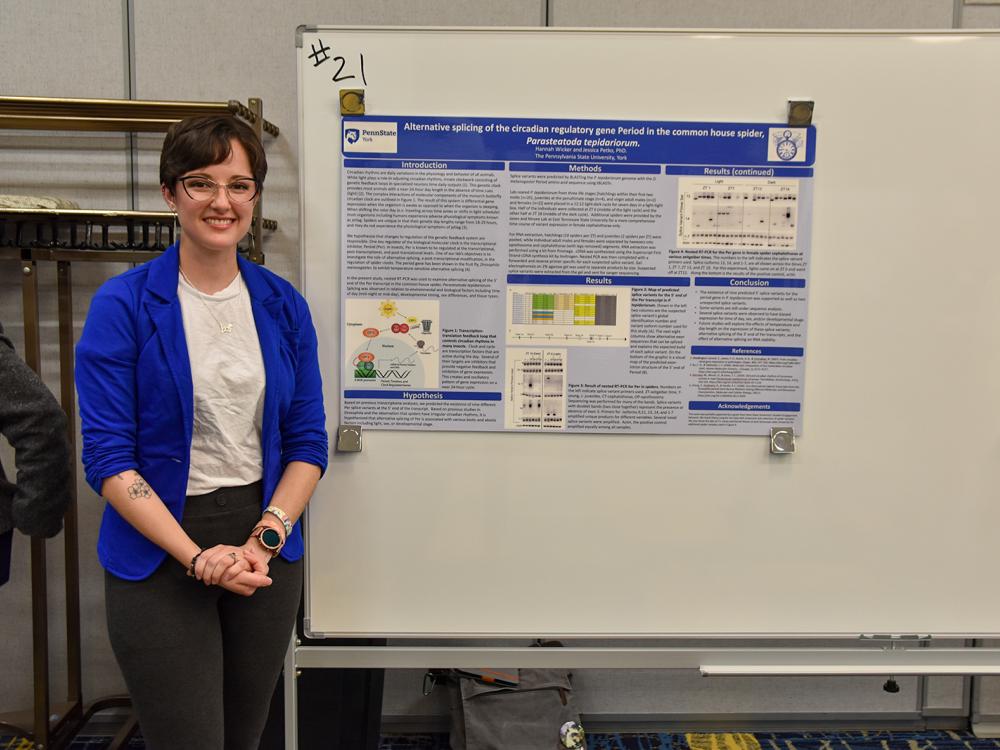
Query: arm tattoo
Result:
<box><xmin>113</xmin><ymin>472</ymin><xmax>152</xmax><ymax>499</ymax></box>
<box><xmin>125</xmin><ymin>476</ymin><xmax>152</xmax><ymax>499</ymax></box>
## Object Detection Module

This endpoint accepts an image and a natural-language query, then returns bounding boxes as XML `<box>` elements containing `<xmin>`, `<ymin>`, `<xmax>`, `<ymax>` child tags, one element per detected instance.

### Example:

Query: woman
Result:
<box><xmin>76</xmin><ymin>115</ymin><xmax>327</xmax><ymax>749</ymax></box>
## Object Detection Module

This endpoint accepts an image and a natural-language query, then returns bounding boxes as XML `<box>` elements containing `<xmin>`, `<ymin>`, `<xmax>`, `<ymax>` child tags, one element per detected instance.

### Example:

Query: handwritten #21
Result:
<box><xmin>308</xmin><ymin>39</ymin><xmax>368</xmax><ymax>85</ymax></box>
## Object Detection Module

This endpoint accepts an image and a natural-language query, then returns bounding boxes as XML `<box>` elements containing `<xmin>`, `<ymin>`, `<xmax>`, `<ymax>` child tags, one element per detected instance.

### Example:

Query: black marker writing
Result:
<box><xmin>308</xmin><ymin>40</ymin><xmax>331</xmax><ymax>67</ymax></box>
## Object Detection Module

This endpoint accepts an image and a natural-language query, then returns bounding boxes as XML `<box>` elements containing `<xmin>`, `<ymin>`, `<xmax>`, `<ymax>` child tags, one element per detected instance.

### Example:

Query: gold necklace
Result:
<box><xmin>179</xmin><ymin>267</ymin><xmax>241</xmax><ymax>334</ymax></box>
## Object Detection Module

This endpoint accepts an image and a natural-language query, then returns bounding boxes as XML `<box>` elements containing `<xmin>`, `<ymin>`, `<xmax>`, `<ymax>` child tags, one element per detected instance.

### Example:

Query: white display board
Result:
<box><xmin>298</xmin><ymin>27</ymin><xmax>1000</xmax><ymax>638</ymax></box>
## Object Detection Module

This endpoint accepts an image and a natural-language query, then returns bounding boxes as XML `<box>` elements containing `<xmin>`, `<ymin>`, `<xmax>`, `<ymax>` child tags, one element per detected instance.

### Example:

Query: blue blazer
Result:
<box><xmin>76</xmin><ymin>243</ymin><xmax>328</xmax><ymax>580</ymax></box>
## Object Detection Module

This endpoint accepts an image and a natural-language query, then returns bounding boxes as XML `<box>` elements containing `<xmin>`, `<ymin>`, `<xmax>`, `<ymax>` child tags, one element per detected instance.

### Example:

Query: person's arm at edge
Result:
<box><xmin>101</xmin><ymin>469</ymin><xmax>272</xmax><ymax>591</ymax></box>
<box><xmin>0</xmin><ymin>322</ymin><xmax>71</xmax><ymax>538</ymax></box>
<box><xmin>101</xmin><ymin>469</ymin><xmax>200</xmax><ymax>569</ymax></box>
<box><xmin>247</xmin><ymin>290</ymin><xmax>327</xmax><ymax>554</ymax></box>
<box><xmin>250</xmin><ymin>460</ymin><xmax>321</xmax><ymax>544</ymax></box>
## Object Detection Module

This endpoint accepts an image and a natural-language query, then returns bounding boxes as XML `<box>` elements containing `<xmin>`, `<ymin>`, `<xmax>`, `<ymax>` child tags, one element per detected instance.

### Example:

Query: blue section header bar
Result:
<box><xmin>508</xmin><ymin>274</ymin><xmax>690</xmax><ymax>287</ymax></box>
<box><xmin>689</xmin><ymin>401</ymin><xmax>801</xmax><ymax>412</ymax></box>
<box><xmin>691</xmin><ymin>346</ymin><xmax>804</xmax><ymax>357</ymax></box>
<box><xmin>344</xmin><ymin>390</ymin><xmax>502</xmax><ymax>402</ymax></box>
<box><xmin>667</xmin><ymin>165</ymin><xmax>814</xmax><ymax>177</ymax></box>
<box><xmin>510</xmin><ymin>162</ymin><xmax>661</xmax><ymax>174</ymax></box>
<box><xmin>695</xmin><ymin>277</ymin><xmax>806</xmax><ymax>289</ymax></box>
<box><xmin>342</xmin><ymin>116</ymin><xmax>817</xmax><ymax>166</ymax></box>
<box><xmin>344</xmin><ymin>159</ymin><xmax>505</xmax><ymax>171</ymax></box>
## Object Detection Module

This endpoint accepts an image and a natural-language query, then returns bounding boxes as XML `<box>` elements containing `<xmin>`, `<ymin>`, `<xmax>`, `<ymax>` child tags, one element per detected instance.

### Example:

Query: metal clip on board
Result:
<box><xmin>770</xmin><ymin>427</ymin><xmax>796</xmax><ymax>454</ymax></box>
<box><xmin>337</xmin><ymin>424</ymin><xmax>363</xmax><ymax>453</ymax></box>
<box><xmin>787</xmin><ymin>100</ymin><xmax>814</xmax><ymax>126</ymax></box>
<box><xmin>340</xmin><ymin>89</ymin><xmax>365</xmax><ymax>115</ymax></box>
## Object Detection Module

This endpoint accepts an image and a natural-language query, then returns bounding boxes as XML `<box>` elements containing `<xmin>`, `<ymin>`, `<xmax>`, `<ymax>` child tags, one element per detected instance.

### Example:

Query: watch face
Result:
<box><xmin>260</xmin><ymin>527</ymin><xmax>282</xmax><ymax>549</ymax></box>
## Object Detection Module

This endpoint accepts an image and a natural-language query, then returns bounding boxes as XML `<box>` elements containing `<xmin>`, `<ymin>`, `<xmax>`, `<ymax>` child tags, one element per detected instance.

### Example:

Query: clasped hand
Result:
<box><xmin>191</xmin><ymin>543</ymin><xmax>271</xmax><ymax>596</ymax></box>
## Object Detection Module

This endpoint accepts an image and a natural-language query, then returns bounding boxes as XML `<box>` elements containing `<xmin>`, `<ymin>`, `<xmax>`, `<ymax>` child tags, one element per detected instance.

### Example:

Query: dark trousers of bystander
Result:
<box><xmin>0</xmin><ymin>528</ymin><xmax>11</xmax><ymax>586</ymax></box>
<box><xmin>104</xmin><ymin>482</ymin><xmax>302</xmax><ymax>750</ymax></box>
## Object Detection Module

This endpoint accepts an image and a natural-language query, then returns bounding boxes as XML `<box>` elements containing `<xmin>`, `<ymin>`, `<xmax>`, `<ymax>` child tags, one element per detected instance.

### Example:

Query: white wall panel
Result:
<box><xmin>549</xmin><ymin>0</ymin><xmax>955</xmax><ymax>29</ymax></box>
<box><xmin>962</xmin><ymin>5</ymin><xmax>1000</xmax><ymax>26</ymax></box>
<box><xmin>0</xmin><ymin>0</ymin><xmax>130</xmax><ymax>211</ymax></box>
<box><xmin>0</xmin><ymin>0</ymin><xmax>126</xmax><ymax>97</ymax></box>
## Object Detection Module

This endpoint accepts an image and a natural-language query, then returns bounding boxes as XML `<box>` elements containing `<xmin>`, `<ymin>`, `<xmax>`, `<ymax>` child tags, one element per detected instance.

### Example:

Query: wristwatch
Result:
<box><xmin>252</xmin><ymin>525</ymin><xmax>283</xmax><ymax>557</ymax></box>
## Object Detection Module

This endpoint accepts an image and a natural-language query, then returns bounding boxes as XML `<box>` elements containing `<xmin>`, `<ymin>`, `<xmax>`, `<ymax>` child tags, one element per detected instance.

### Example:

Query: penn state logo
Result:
<box><xmin>345</xmin><ymin>128</ymin><xmax>360</xmax><ymax>144</ymax></box>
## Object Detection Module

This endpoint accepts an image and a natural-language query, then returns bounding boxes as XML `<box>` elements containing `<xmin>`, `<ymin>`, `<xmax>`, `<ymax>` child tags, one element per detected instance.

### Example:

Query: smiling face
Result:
<box><xmin>162</xmin><ymin>138</ymin><xmax>257</xmax><ymax>259</ymax></box>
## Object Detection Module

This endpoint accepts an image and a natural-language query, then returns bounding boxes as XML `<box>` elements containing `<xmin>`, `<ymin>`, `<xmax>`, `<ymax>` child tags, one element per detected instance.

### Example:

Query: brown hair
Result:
<box><xmin>159</xmin><ymin>114</ymin><xmax>267</xmax><ymax>191</ymax></box>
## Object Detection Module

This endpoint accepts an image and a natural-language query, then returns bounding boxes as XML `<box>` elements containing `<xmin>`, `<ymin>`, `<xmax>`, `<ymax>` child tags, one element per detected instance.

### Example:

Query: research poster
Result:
<box><xmin>340</xmin><ymin>115</ymin><xmax>816</xmax><ymax>435</ymax></box>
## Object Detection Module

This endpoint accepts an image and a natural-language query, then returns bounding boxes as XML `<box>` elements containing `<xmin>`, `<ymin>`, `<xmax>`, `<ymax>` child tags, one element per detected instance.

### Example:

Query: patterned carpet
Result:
<box><xmin>377</xmin><ymin>733</ymin><xmax>1000</xmax><ymax>750</ymax></box>
<box><xmin>4</xmin><ymin>730</ymin><xmax>1000</xmax><ymax>750</ymax></box>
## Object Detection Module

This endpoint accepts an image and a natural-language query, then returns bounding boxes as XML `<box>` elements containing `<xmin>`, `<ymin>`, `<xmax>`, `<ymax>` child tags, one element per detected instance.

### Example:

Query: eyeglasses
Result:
<box><xmin>177</xmin><ymin>176</ymin><xmax>260</xmax><ymax>204</ymax></box>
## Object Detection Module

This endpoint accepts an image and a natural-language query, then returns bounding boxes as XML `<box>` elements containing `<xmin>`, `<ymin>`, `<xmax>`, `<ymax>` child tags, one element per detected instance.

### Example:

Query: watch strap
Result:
<box><xmin>263</xmin><ymin>505</ymin><xmax>293</xmax><ymax>538</ymax></box>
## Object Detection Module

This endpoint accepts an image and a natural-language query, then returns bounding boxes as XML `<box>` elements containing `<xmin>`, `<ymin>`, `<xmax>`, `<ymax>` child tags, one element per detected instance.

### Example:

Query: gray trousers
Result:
<box><xmin>104</xmin><ymin>482</ymin><xmax>302</xmax><ymax>750</ymax></box>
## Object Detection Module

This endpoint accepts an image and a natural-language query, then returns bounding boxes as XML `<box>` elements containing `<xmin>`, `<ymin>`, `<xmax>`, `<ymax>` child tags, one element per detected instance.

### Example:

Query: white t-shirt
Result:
<box><xmin>177</xmin><ymin>272</ymin><xmax>266</xmax><ymax>496</ymax></box>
